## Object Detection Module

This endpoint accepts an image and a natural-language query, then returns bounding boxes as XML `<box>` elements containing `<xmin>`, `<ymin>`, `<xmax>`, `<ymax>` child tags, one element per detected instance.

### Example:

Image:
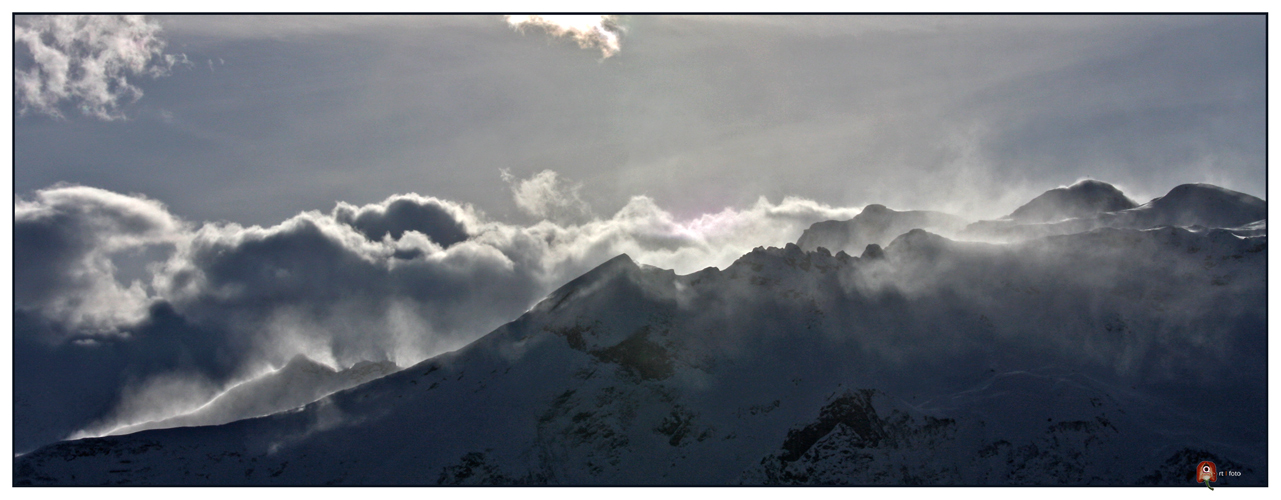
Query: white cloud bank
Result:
<box><xmin>14</xmin><ymin>15</ymin><xmax>183</xmax><ymax>120</ymax></box>
<box><xmin>19</xmin><ymin>171</ymin><xmax>860</xmax><ymax>351</ymax></box>
<box><xmin>506</xmin><ymin>15</ymin><xmax>624</xmax><ymax>58</ymax></box>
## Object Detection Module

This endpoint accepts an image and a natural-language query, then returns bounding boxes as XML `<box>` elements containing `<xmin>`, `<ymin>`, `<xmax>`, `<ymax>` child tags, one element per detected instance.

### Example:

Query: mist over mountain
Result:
<box><xmin>1121</xmin><ymin>183</ymin><xmax>1268</xmax><ymax>228</ymax></box>
<box><xmin>15</xmin><ymin>181</ymin><xmax>1266</xmax><ymax>486</ymax></box>
<box><xmin>962</xmin><ymin>182</ymin><xmax>1266</xmax><ymax>243</ymax></box>
<box><xmin>1005</xmin><ymin>179</ymin><xmax>1138</xmax><ymax>223</ymax></box>
<box><xmin>796</xmin><ymin>205</ymin><xmax>969</xmax><ymax>255</ymax></box>
<box><xmin>12</xmin><ymin>180</ymin><xmax>859</xmax><ymax>454</ymax></box>
<box><xmin>83</xmin><ymin>356</ymin><xmax>399</xmax><ymax>438</ymax></box>
<box><xmin>12</xmin><ymin>13</ymin><xmax>1266</xmax><ymax>488</ymax></box>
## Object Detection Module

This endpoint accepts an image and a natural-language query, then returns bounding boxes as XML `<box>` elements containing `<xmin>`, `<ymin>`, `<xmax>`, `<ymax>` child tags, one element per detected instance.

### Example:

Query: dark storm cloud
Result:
<box><xmin>14</xmin><ymin>185</ymin><xmax>184</xmax><ymax>338</ymax></box>
<box><xmin>334</xmin><ymin>194</ymin><xmax>471</xmax><ymax>246</ymax></box>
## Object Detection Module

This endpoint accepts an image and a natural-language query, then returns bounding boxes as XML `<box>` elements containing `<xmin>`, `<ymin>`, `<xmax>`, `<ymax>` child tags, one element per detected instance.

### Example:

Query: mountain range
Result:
<box><xmin>963</xmin><ymin>181</ymin><xmax>1266</xmax><ymax>242</ymax></box>
<box><xmin>14</xmin><ymin>180</ymin><xmax>1267</xmax><ymax>486</ymax></box>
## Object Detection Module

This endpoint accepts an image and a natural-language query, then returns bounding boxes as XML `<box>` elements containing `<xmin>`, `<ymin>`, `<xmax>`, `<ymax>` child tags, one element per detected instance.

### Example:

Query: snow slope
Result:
<box><xmin>94</xmin><ymin>356</ymin><xmax>399</xmax><ymax>437</ymax></box>
<box><xmin>1113</xmin><ymin>183</ymin><xmax>1267</xmax><ymax>229</ymax></box>
<box><xmin>15</xmin><ymin>214</ymin><xmax>1266</xmax><ymax>485</ymax></box>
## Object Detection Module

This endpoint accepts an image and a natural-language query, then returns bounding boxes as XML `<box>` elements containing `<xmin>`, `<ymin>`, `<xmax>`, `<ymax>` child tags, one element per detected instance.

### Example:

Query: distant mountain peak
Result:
<box><xmin>548</xmin><ymin>254</ymin><xmax>639</xmax><ymax>292</ymax></box>
<box><xmin>281</xmin><ymin>354</ymin><xmax>333</xmax><ymax>372</ymax></box>
<box><xmin>1005</xmin><ymin>179</ymin><xmax>1137</xmax><ymax>223</ymax></box>
<box><xmin>534</xmin><ymin>253</ymin><xmax>651</xmax><ymax>317</ymax></box>
<box><xmin>1133</xmin><ymin>183</ymin><xmax>1266</xmax><ymax>228</ymax></box>
<box><xmin>859</xmin><ymin>243</ymin><xmax>885</xmax><ymax>260</ymax></box>
<box><xmin>962</xmin><ymin>181</ymin><xmax>1265</xmax><ymax>243</ymax></box>
<box><xmin>796</xmin><ymin>204</ymin><xmax>968</xmax><ymax>255</ymax></box>
<box><xmin>861</xmin><ymin>203</ymin><xmax>890</xmax><ymax>214</ymax></box>
<box><xmin>601</xmin><ymin>253</ymin><xmax>637</xmax><ymax>267</ymax></box>
<box><xmin>1068</xmin><ymin>179</ymin><xmax>1115</xmax><ymax>189</ymax></box>
<box><xmin>885</xmin><ymin>228</ymin><xmax>951</xmax><ymax>257</ymax></box>
<box><xmin>1150</xmin><ymin>183</ymin><xmax>1262</xmax><ymax>208</ymax></box>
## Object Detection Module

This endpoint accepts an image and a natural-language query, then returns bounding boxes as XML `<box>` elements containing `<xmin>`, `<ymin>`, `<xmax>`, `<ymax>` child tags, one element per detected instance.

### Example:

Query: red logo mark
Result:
<box><xmin>1197</xmin><ymin>461</ymin><xmax>1217</xmax><ymax>488</ymax></box>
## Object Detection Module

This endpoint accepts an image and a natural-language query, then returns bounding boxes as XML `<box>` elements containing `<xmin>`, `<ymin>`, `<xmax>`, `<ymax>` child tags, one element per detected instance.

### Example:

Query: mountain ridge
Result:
<box><xmin>13</xmin><ymin>181</ymin><xmax>1267</xmax><ymax>485</ymax></box>
<box><xmin>15</xmin><ymin>214</ymin><xmax>1266</xmax><ymax>485</ymax></box>
<box><xmin>1005</xmin><ymin>179</ymin><xmax>1138</xmax><ymax>223</ymax></box>
<box><xmin>796</xmin><ymin>204</ymin><xmax>969</xmax><ymax>256</ymax></box>
<box><xmin>962</xmin><ymin>182</ymin><xmax>1266</xmax><ymax>242</ymax></box>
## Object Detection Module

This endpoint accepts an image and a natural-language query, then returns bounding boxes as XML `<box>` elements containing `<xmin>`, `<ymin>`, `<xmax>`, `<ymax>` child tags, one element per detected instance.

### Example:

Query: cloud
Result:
<box><xmin>334</xmin><ymin>194</ymin><xmax>472</xmax><ymax>246</ymax></box>
<box><xmin>149</xmin><ymin>171</ymin><xmax>857</xmax><ymax>367</ymax></box>
<box><xmin>506</xmin><ymin>15</ymin><xmax>624</xmax><ymax>58</ymax></box>
<box><xmin>15</xmin><ymin>185</ymin><xmax>186</xmax><ymax>338</ymax></box>
<box><xmin>16</xmin><ymin>174</ymin><xmax>859</xmax><ymax>354</ymax></box>
<box><xmin>483</xmin><ymin>192</ymin><xmax>862</xmax><ymax>278</ymax></box>
<box><xmin>152</xmin><ymin>210</ymin><xmax>534</xmax><ymax>369</ymax></box>
<box><xmin>502</xmin><ymin>169</ymin><xmax>595</xmax><ymax>224</ymax></box>
<box><xmin>15</xmin><ymin>173</ymin><xmax>864</xmax><ymax>448</ymax></box>
<box><xmin>14</xmin><ymin>15</ymin><xmax>180</xmax><ymax>120</ymax></box>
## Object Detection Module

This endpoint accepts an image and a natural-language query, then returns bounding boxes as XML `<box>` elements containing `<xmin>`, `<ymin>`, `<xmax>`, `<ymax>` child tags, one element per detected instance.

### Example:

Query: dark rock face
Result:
<box><xmin>551</xmin><ymin>324</ymin><xmax>675</xmax><ymax>381</ymax></box>
<box><xmin>859</xmin><ymin>243</ymin><xmax>884</xmax><ymax>260</ymax></box>
<box><xmin>749</xmin><ymin>390</ymin><xmax>960</xmax><ymax>485</ymax></box>
<box><xmin>777</xmin><ymin>389</ymin><xmax>945</xmax><ymax>462</ymax></box>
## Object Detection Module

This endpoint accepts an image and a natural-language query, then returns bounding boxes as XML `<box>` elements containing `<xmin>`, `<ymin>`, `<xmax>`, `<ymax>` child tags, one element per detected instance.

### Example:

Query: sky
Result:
<box><xmin>14</xmin><ymin>15</ymin><xmax>1266</xmax><ymax>224</ymax></box>
<box><xmin>8</xmin><ymin>14</ymin><xmax>1270</xmax><ymax>454</ymax></box>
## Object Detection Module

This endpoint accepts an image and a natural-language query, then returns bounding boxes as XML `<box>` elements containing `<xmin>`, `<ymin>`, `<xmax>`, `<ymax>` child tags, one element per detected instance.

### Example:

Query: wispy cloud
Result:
<box><xmin>502</xmin><ymin>169</ymin><xmax>594</xmax><ymax>223</ymax></box>
<box><xmin>14</xmin><ymin>15</ymin><xmax>183</xmax><ymax>120</ymax></box>
<box><xmin>506</xmin><ymin>15</ymin><xmax>624</xmax><ymax>58</ymax></box>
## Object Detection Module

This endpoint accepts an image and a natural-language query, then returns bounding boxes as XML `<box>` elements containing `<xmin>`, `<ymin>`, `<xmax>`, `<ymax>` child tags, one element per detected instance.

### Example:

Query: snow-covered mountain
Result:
<box><xmin>796</xmin><ymin>204</ymin><xmax>968</xmax><ymax>255</ymax></box>
<box><xmin>1005</xmin><ymin>179</ymin><xmax>1138</xmax><ymax>223</ymax></box>
<box><xmin>92</xmin><ymin>356</ymin><xmax>399</xmax><ymax>437</ymax></box>
<box><xmin>963</xmin><ymin>182</ymin><xmax>1266</xmax><ymax>242</ymax></box>
<box><xmin>1113</xmin><ymin>183</ymin><xmax>1268</xmax><ymax>228</ymax></box>
<box><xmin>14</xmin><ymin>182</ymin><xmax>1266</xmax><ymax>485</ymax></box>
